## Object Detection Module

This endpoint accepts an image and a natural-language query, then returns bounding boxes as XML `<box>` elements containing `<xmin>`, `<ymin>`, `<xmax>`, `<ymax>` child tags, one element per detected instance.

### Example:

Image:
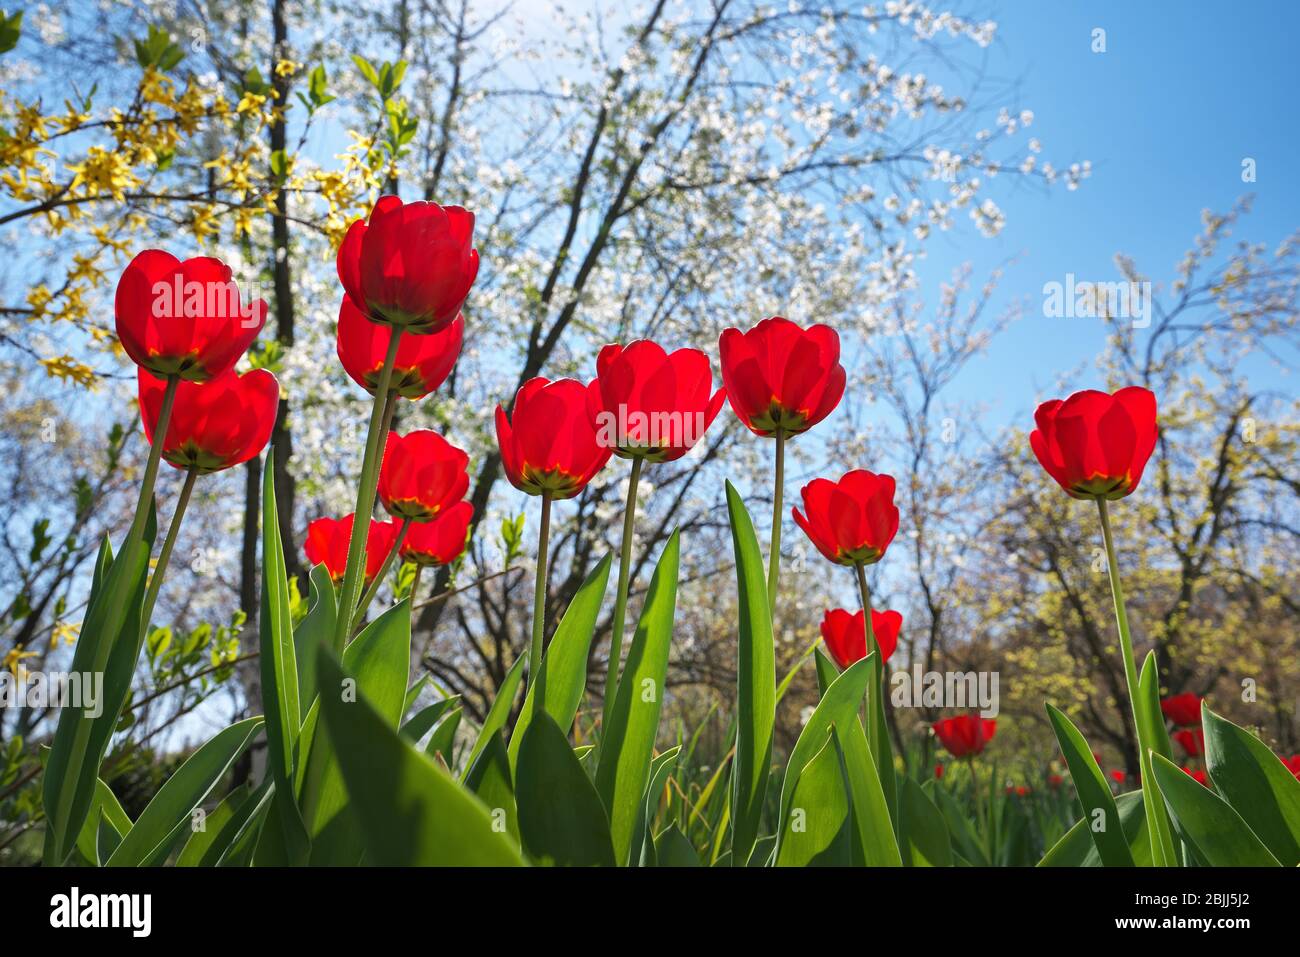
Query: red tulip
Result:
<box><xmin>792</xmin><ymin>470</ymin><xmax>899</xmax><ymax>566</ymax></box>
<box><xmin>1005</xmin><ymin>785</ymin><xmax>1030</xmax><ymax>797</ymax></box>
<box><xmin>336</xmin><ymin>297</ymin><xmax>462</xmax><ymax>399</ymax></box>
<box><xmin>819</xmin><ymin>608</ymin><xmax>902</xmax><ymax>669</ymax></box>
<box><xmin>138</xmin><ymin>367</ymin><xmax>278</xmax><ymax>473</ymax></box>
<box><xmin>1160</xmin><ymin>692</ymin><xmax>1202</xmax><ymax>728</ymax></box>
<box><xmin>931</xmin><ymin>715</ymin><xmax>996</xmax><ymax>758</ymax></box>
<box><xmin>1182</xmin><ymin>766</ymin><xmax>1210</xmax><ymax>787</ymax></box>
<box><xmin>1110</xmin><ymin>769</ymin><xmax>1127</xmax><ymax>785</ymax></box>
<box><xmin>1280</xmin><ymin>755</ymin><xmax>1300</xmax><ymax>780</ymax></box>
<box><xmin>1047</xmin><ymin>773</ymin><xmax>1063</xmax><ymax>789</ymax></box>
<box><xmin>496</xmin><ymin>377</ymin><xmax>612</xmax><ymax>499</ymax></box>
<box><xmin>304</xmin><ymin>514</ymin><xmax>400</xmax><ymax>584</ymax></box>
<box><xmin>718</xmin><ymin>317</ymin><xmax>845</xmax><ymax>437</ymax></box>
<box><xmin>377</xmin><ymin>430</ymin><xmax>470</xmax><ymax>522</ymax></box>
<box><xmin>337</xmin><ymin>196</ymin><xmax>478</xmax><ymax>334</ymax></box>
<box><xmin>115</xmin><ymin>250</ymin><xmax>267</xmax><ymax>382</ymax></box>
<box><xmin>1029</xmin><ymin>386</ymin><xmax>1157</xmax><ymax>500</ymax></box>
<box><xmin>1174</xmin><ymin>727</ymin><xmax>1206</xmax><ymax>757</ymax></box>
<box><xmin>590</xmin><ymin>340</ymin><xmax>726</xmax><ymax>462</ymax></box>
<box><xmin>934</xmin><ymin>764</ymin><xmax>944</xmax><ymax>779</ymax></box>
<box><xmin>400</xmin><ymin>501</ymin><xmax>472</xmax><ymax>567</ymax></box>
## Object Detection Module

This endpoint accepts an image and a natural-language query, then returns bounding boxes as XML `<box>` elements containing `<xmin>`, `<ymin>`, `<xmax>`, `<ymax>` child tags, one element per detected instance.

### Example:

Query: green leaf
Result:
<box><xmin>631</xmin><ymin>745</ymin><xmax>681</xmax><ymax>867</ymax></box>
<box><xmin>1038</xmin><ymin>791</ymin><xmax>1149</xmax><ymax>866</ymax></box>
<box><xmin>462</xmin><ymin>652</ymin><xmax>527</xmax><ymax>780</ymax></box>
<box><xmin>425</xmin><ymin>707</ymin><xmax>462</xmax><ymax>765</ymax></box>
<box><xmin>724</xmin><ymin>482</ymin><xmax>775</xmax><ymax>866</ymax></box>
<box><xmin>176</xmin><ymin>782</ymin><xmax>253</xmax><ymax>867</ymax></box>
<box><xmin>898</xmin><ymin>775</ymin><xmax>952</xmax><ymax>867</ymax></box>
<box><xmin>516</xmin><ymin>712</ymin><xmax>615</xmax><ymax>866</ymax></box>
<box><xmin>257</xmin><ymin>452</ymin><xmax>309</xmax><ymax>865</ymax></box>
<box><xmin>294</xmin><ymin>564</ymin><xmax>337</xmax><ymax>718</ymax></box>
<box><xmin>400</xmin><ymin>696</ymin><xmax>461</xmax><ymax>744</ymax></box>
<box><xmin>73</xmin><ymin>777</ymin><xmax>132</xmax><ymax>866</ymax></box>
<box><xmin>653</xmin><ymin>824</ymin><xmax>701</xmax><ymax>867</ymax></box>
<box><xmin>106</xmin><ymin>717</ymin><xmax>263</xmax><ymax>866</ymax></box>
<box><xmin>1150</xmin><ymin>752</ymin><xmax>1280</xmax><ymax>866</ymax></box>
<box><xmin>42</xmin><ymin>502</ymin><xmax>156</xmax><ymax>865</ymax></box>
<box><xmin>775</xmin><ymin>654</ymin><xmax>874</xmax><ymax>860</ymax></box>
<box><xmin>1045</xmin><ymin>702</ymin><xmax>1134</xmax><ymax>867</ymax></box>
<box><xmin>0</xmin><ymin>10</ymin><xmax>22</xmax><ymax>55</ymax></box>
<box><xmin>833</xmin><ymin>707</ymin><xmax>901</xmax><ymax>866</ymax></box>
<box><xmin>1135</xmin><ymin>650</ymin><xmax>1178</xmax><ymax>865</ymax></box>
<box><xmin>775</xmin><ymin>729</ymin><xmax>855</xmax><ymax>866</ymax></box>
<box><xmin>507</xmin><ymin>554</ymin><xmax>611</xmax><ymax>770</ymax></box>
<box><xmin>315</xmin><ymin>646</ymin><xmax>522</xmax><ymax>866</ymax></box>
<box><xmin>300</xmin><ymin>600</ymin><xmax>412</xmax><ymax>865</ymax></box>
<box><xmin>464</xmin><ymin>732</ymin><xmax>518</xmax><ymax>844</ymax></box>
<box><xmin>595</xmin><ymin>529</ymin><xmax>680</xmax><ymax>865</ymax></box>
<box><xmin>1202</xmin><ymin>704</ymin><xmax>1300</xmax><ymax>867</ymax></box>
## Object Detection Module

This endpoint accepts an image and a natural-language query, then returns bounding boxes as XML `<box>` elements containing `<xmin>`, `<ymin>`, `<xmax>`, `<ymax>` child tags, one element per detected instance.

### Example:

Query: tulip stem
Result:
<box><xmin>332</xmin><ymin>331</ymin><xmax>403</xmax><ymax>652</ymax></box>
<box><xmin>127</xmin><ymin>375</ymin><xmax>180</xmax><ymax>549</ymax></box>
<box><xmin>528</xmin><ymin>492</ymin><xmax>553</xmax><ymax>702</ymax></box>
<box><xmin>1096</xmin><ymin>497</ymin><xmax>1178</xmax><ymax>866</ymax></box>
<box><xmin>855</xmin><ymin>562</ymin><xmax>882</xmax><ymax>759</ymax></box>
<box><xmin>138</xmin><ymin>466</ymin><xmax>198</xmax><ymax>633</ymax></box>
<box><xmin>351</xmin><ymin>517</ymin><xmax>411</xmax><ymax>634</ymax></box>
<box><xmin>602</xmin><ymin>455</ymin><xmax>643</xmax><ymax>729</ymax></box>
<box><xmin>767</xmin><ymin>428</ymin><xmax>785</xmax><ymax>618</ymax></box>
<box><xmin>410</xmin><ymin>565</ymin><xmax>423</xmax><ymax>604</ymax></box>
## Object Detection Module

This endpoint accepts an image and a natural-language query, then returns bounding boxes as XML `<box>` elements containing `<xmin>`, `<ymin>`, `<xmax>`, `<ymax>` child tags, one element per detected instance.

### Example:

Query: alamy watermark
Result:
<box><xmin>0</xmin><ymin>669</ymin><xmax>103</xmax><ymax>717</ymax></box>
<box><xmin>150</xmin><ymin>275</ymin><xmax>264</xmax><ymax>327</ymax></box>
<box><xmin>594</xmin><ymin>405</ymin><xmax>707</xmax><ymax>452</ymax></box>
<box><xmin>890</xmin><ymin>665</ymin><xmax>999</xmax><ymax>718</ymax></box>
<box><xmin>1043</xmin><ymin>273</ymin><xmax>1151</xmax><ymax>328</ymax></box>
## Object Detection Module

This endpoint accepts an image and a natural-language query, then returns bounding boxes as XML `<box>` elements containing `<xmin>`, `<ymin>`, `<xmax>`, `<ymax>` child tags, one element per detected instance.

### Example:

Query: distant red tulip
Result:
<box><xmin>819</xmin><ymin>608</ymin><xmax>902</xmax><ymax>669</ymax></box>
<box><xmin>337</xmin><ymin>196</ymin><xmax>478</xmax><ymax>334</ymax></box>
<box><xmin>1047</xmin><ymin>773</ymin><xmax>1063</xmax><ymax>790</ymax></box>
<box><xmin>1182</xmin><ymin>766</ymin><xmax>1210</xmax><ymax>787</ymax></box>
<box><xmin>115</xmin><ymin>251</ymin><xmax>267</xmax><ymax>382</ymax></box>
<box><xmin>1110</xmin><ymin>769</ymin><xmax>1126</xmax><ymax>785</ymax></box>
<box><xmin>590</xmin><ymin>340</ymin><xmax>725</xmax><ymax>462</ymax></box>
<box><xmin>377</xmin><ymin>430</ymin><xmax>470</xmax><ymax>522</ymax></box>
<box><xmin>1005</xmin><ymin>785</ymin><xmax>1030</xmax><ymax>797</ymax></box>
<box><xmin>1174</xmin><ymin>727</ymin><xmax>1206</xmax><ymax>757</ymax></box>
<box><xmin>793</xmin><ymin>470</ymin><xmax>899</xmax><ymax>566</ymax></box>
<box><xmin>1029</xmin><ymin>387</ymin><xmax>1157</xmax><ymax>500</ymax></box>
<box><xmin>1280</xmin><ymin>755</ymin><xmax>1300</xmax><ymax>780</ymax></box>
<box><xmin>139</xmin><ymin>367</ymin><xmax>278</xmax><ymax>473</ymax></box>
<box><xmin>304</xmin><ymin>514</ymin><xmax>400</xmax><ymax>584</ymax></box>
<box><xmin>400</xmin><ymin>501</ymin><xmax>472</xmax><ymax>567</ymax></box>
<box><xmin>336</xmin><ymin>297</ymin><xmax>462</xmax><ymax>399</ymax></box>
<box><xmin>496</xmin><ymin>377</ymin><xmax>612</xmax><ymax>499</ymax></box>
<box><xmin>1160</xmin><ymin>692</ymin><xmax>1202</xmax><ymax>727</ymax></box>
<box><xmin>934</xmin><ymin>764</ymin><xmax>944</xmax><ymax>779</ymax></box>
<box><xmin>931</xmin><ymin>715</ymin><xmax>996</xmax><ymax>758</ymax></box>
<box><xmin>718</xmin><ymin>317</ymin><xmax>845</xmax><ymax>437</ymax></box>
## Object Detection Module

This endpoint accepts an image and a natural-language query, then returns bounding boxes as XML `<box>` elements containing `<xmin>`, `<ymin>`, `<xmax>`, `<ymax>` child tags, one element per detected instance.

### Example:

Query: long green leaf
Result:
<box><xmin>257</xmin><ymin>451</ymin><xmax>308</xmax><ymax>865</ymax></box>
<box><xmin>1045</xmin><ymin>702</ymin><xmax>1134</xmax><ymax>867</ymax></box>
<box><xmin>516</xmin><ymin>711</ymin><xmax>616</xmax><ymax>866</ymax></box>
<box><xmin>633</xmin><ymin>745</ymin><xmax>681</xmax><ymax>867</ymax></box>
<box><xmin>176</xmin><ymin>781</ymin><xmax>253</xmax><ymax>867</ymax></box>
<box><xmin>315</xmin><ymin>647</ymin><xmax>523</xmax><ymax>866</ymax></box>
<box><xmin>506</xmin><ymin>553</ymin><xmax>612</xmax><ymax>770</ymax></box>
<box><xmin>462</xmin><ymin>652</ymin><xmax>527</xmax><ymax>779</ymax></box>
<box><xmin>835</xmin><ymin>709</ymin><xmax>901</xmax><ymax>865</ymax></box>
<box><xmin>294</xmin><ymin>563</ymin><xmax>338</xmax><ymax>718</ymax></box>
<box><xmin>299</xmin><ymin>599</ymin><xmax>413</xmax><ymax>864</ymax></box>
<box><xmin>1202</xmin><ymin>704</ymin><xmax>1300</xmax><ymax>867</ymax></box>
<box><xmin>595</xmin><ymin>529</ymin><xmax>680</xmax><ymax>865</ymax></box>
<box><xmin>1150</xmin><ymin>752</ymin><xmax>1280</xmax><ymax>866</ymax></box>
<box><xmin>73</xmin><ymin>777</ymin><xmax>132</xmax><ymax>866</ymax></box>
<box><xmin>400</xmin><ymin>696</ymin><xmax>461</xmax><ymax>743</ymax></box>
<box><xmin>724</xmin><ymin>482</ymin><xmax>775</xmax><ymax>867</ymax></box>
<box><xmin>1135</xmin><ymin>650</ymin><xmax>1178</xmax><ymax>865</ymax></box>
<box><xmin>775</xmin><ymin>729</ymin><xmax>854</xmax><ymax>866</ymax></box>
<box><xmin>1038</xmin><ymin>790</ymin><xmax>1152</xmax><ymax>867</ymax></box>
<box><xmin>897</xmin><ymin>775</ymin><xmax>951</xmax><ymax>867</ymax></box>
<box><xmin>106</xmin><ymin>717</ymin><xmax>263</xmax><ymax>866</ymax></box>
<box><xmin>464</xmin><ymin>731</ymin><xmax>519</xmax><ymax>844</ymax></box>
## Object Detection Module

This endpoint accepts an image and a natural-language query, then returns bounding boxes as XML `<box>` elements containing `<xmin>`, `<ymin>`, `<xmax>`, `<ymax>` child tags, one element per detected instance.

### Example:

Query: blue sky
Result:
<box><xmin>913</xmin><ymin>0</ymin><xmax>1299</xmax><ymax>419</ymax></box>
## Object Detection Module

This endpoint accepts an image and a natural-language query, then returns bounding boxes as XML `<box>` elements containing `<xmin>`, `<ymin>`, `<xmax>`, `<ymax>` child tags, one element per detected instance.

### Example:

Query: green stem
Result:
<box><xmin>139</xmin><ymin>466</ymin><xmax>198</xmax><ymax>632</ymax></box>
<box><xmin>603</xmin><ymin>455</ymin><xmax>643</xmax><ymax>728</ymax></box>
<box><xmin>351</xmin><ymin>517</ymin><xmax>411</xmax><ymax>634</ymax></box>
<box><xmin>127</xmin><ymin>375</ymin><xmax>180</xmax><ymax>548</ymax></box>
<box><xmin>855</xmin><ymin>562</ymin><xmax>882</xmax><ymax>756</ymax></box>
<box><xmin>410</xmin><ymin>564</ymin><xmax>423</xmax><ymax>604</ymax></box>
<box><xmin>332</xmin><ymin>330</ymin><xmax>403</xmax><ymax>652</ymax></box>
<box><xmin>528</xmin><ymin>492</ymin><xmax>553</xmax><ymax>701</ymax></box>
<box><xmin>767</xmin><ymin>428</ymin><xmax>785</xmax><ymax>617</ymax></box>
<box><xmin>1097</xmin><ymin>497</ymin><xmax>1177</xmax><ymax>866</ymax></box>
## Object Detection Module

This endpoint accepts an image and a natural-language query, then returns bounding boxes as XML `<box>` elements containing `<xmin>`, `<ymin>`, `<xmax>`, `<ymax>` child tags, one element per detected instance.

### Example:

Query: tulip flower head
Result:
<box><xmin>337</xmin><ymin>297</ymin><xmax>463</xmax><ymax>399</ymax></box>
<box><xmin>931</xmin><ymin>715</ymin><xmax>996</xmax><ymax>759</ymax></box>
<box><xmin>139</xmin><ymin>367</ymin><xmax>278</xmax><ymax>473</ymax></box>
<box><xmin>1159</xmin><ymin>692</ymin><xmax>1202</xmax><ymax>728</ymax></box>
<box><xmin>1182</xmin><ymin>767</ymin><xmax>1210</xmax><ymax>787</ymax></box>
<box><xmin>496</xmin><ymin>377</ymin><xmax>613</xmax><ymax>499</ymax></box>
<box><xmin>115</xmin><ymin>250</ymin><xmax>267</xmax><ymax>382</ymax></box>
<box><xmin>820</xmin><ymin>608</ymin><xmax>902</xmax><ymax>669</ymax></box>
<box><xmin>591</xmin><ymin>340</ymin><xmax>726</xmax><ymax>462</ymax></box>
<box><xmin>793</xmin><ymin>470</ymin><xmax>899</xmax><ymax>566</ymax></box>
<box><xmin>1029</xmin><ymin>386</ymin><xmax>1158</xmax><ymax>500</ymax></box>
<box><xmin>400</xmin><ymin>501</ymin><xmax>472</xmax><ymax>567</ymax></box>
<box><xmin>1281</xmin><ymin>755</ymin><xmax>1300</xmax><ymax>781</ymax></box>
<box><xmin>1174</xmin><ymin>727</ymin><xmax>1206</xmax><ymax>758</ymax></box>
<box><xmin>304</xmin><ymin>514</ymin><xmax>400</xmax><ymax>584</ymax></box>
<box><xmin>377</xmin><ymin>430</ymin><xmax>470</xmax><ymax>522</ymax></box>
<box><xmin>1110</xmin><ymin>769</ymin><xmax>1127</xmax><ymax>786</ymax></box>
<box><xmin>718</xmin><ymin>317</ymin><xmax>845</xmax><ymax>437</ymax></box>
<box><xmin>337</xmin><ymin>196</ymin><xmax>478</xmax><ymax>334</ymax></box>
